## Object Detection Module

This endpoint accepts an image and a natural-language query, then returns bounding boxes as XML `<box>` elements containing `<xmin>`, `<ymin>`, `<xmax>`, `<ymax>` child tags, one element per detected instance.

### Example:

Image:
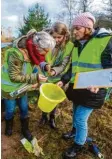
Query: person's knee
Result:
<box><xmin>5</xmin><ymin>111</ymin><xmax>14</xmax><ymax>120</ymax></box>
<box><xmin>20</xmin><ymin>106</ymin><xmax>28</xmax><ymax>118</ymax></box>
<box><xmin>21</xmin><ymin>105</ymin><xmax>28</xmax><ymax>111</ymax></box>
<box><xmin>20</xmin><ymin>108</ymin><xmax>28</xmax><ymax>115</ymax></box>
<box><xmin>20</xmin><ymin>101</ymin><xmax>28</xmax><ymax>111</ymax></box>
<box><xmin>75</xmin><ymin>117</ymin><xmax>87</xmax><ymax>130</ymax></box>
<box><xmin>6</xmin><ymin>106</ymin><xmax>15</xmax><ymax>114</ymax></box>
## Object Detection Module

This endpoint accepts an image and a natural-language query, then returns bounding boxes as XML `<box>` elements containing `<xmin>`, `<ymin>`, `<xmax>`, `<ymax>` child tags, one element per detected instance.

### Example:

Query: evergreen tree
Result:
<box><xmin>19</xmin><ymin>3</ymin><xmax>51</xmax><ymax>35</ymax></box>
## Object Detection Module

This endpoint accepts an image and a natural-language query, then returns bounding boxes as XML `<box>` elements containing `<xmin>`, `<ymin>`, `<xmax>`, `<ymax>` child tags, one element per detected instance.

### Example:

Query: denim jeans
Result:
<box><xmin>4</xmin><ymin>95</ymin><xmax>28</xmax><ymax>120</ymax></box>
<box><xmin>72</xmin><ymin>104</ymin><xmax>93</xmax><ymax>145</ymax></box>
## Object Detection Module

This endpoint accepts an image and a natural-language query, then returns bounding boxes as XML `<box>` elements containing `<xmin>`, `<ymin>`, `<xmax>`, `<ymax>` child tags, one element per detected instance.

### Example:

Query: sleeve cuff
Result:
<box><xmin>39</xmin><ymin>62</ymin><xmax>48</xmax><ymax>71</ymax></box>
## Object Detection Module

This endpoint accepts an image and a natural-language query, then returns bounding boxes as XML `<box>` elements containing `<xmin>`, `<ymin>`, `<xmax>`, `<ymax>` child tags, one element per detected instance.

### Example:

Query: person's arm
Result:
<box><xmin>101</xmin><ymin>37</ymin><xmax>112</xmax><ymax>69</ymax></box>
<box><xmin>8</xmin><ymin>52</ymin><xmax>39</xmax><ymax>84</ymax></box>
<box><xmin>51</xmin><ymin>55</ymin><xmax>71</xmax><ymax>75</ymax></box>
<box><xmin>87</xmin><ymin>37</ymin><xmax>112</xmax><ymax>94</ymax></box>
<box><xmin>61</xmin><ymin>63</ymin><xmax>72</xmax><ymax>85</ymax></box>
<box><xmin>39</xmin><ymin>61</ymin><xmax>48</xmax><ymax>71</ymax></box>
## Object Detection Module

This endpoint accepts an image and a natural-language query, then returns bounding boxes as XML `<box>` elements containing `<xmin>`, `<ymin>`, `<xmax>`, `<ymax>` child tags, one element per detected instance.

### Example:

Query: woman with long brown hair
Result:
<box><xmin>39</xmin><ymin>22</ymin><xmax>74</xmax><ymax>129</ymax></box>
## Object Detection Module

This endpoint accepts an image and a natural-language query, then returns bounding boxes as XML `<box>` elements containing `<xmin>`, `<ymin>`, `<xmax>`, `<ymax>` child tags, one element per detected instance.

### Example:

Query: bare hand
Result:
<box><xmin>32</xmin><ymin>83</ymin><xmax>38</xmax><ymax>88</ymax></box>
<box><xmin>39</xmin><ymin>74</ymin><xmax>48</xmax><ymax>82</ymax></box>
<box><xmin>49</xmin><ymin>69</ymin><xmax>56</xmax><ymax>76</ymax></box>
<box><xmin>87</xmin><ymin>86</ymin><xmax>99</xmax><ymax>93</ymax></box>
<box><xmin>57</xmin><ymin>81</ymin><xmax>63</xmax><ymax>87</ymax></box>
<box><xmin>45</xmin><ymin>65</ymin><xmax>56</xmax><ymax>76</ymax></box>
<box><xmin>45</xmin><ymin>64</ymin><xmax>51</xmax><ymax>72</ymax></box>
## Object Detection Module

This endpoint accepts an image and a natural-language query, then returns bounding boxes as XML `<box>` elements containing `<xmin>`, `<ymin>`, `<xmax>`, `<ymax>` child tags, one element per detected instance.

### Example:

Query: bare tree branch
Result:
<box><xmin>56</xmin><ymin>0</ymin><xmax>93</xmax><ymax>28</ymax></box>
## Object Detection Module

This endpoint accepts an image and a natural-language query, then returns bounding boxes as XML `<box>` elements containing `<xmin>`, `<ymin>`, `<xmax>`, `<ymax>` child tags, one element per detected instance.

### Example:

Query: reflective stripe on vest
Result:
<box><xmin>1</xmin><ymin>62</ymin><xmax>28</xmax><ymax>87</ymax></box>
<box><xmin>70</xmin><ymin>36</ymin><xmax>111</xmax><ymax>83</ymax></box>
<box><xmin>2</xmin><ymin>62</ymin><xmax>27</xmax><ymax>74</ymax></box>
<box><xmin>1</xmin><ymin>79</ymin><xmax>22</xmax><ymax>86</ymax></box>
<box><xmin>72</xmin><ymin>61</ymin><xmax>102</xmax><ymax>69</ymax></box>
<box><xmin>1</xmin><ymin>48</ymin><xmax>33</xmax><ymax>92</ymax></box>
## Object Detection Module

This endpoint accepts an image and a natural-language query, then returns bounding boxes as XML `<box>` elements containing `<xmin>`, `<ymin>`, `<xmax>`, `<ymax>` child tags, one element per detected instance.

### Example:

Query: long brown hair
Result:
<box><xmin>50</xmin><ymin>22</ymin><xmax>70</xmax><ymax>48</ymax></box>
<box><xmin>48</xmin><ymin>22</ymin><xmax>70</xmax><ymax>58</ymax></box>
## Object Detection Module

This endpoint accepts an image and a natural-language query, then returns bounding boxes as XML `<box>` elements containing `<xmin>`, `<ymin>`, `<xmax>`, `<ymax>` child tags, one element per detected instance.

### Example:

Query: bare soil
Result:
<box><xmin>1</xmin><ymin>98</ymin><xmax>112</xmax><ymax>159</ymax></box>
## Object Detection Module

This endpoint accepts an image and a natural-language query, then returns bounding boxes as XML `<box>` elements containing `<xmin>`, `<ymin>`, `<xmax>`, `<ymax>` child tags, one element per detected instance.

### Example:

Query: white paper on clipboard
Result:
<box><xmin>73</xmin><ymin>68</ymin><xmax>112</xmax><ymax>89</ymax></box>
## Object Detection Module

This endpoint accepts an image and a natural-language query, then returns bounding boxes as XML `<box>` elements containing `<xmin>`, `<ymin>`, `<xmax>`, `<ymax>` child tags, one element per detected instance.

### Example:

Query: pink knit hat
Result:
<box><xmin>72</xmin><ymin>12</ymin><xmax>96</xmax><ymax>29</ymax></box>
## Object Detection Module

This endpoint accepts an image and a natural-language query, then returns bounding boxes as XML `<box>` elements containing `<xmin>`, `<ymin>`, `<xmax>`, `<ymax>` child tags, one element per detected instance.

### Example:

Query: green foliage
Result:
<box><xmin>19</xmin><ymin>3</ymin><xmax>51</xmax><ymax>35</ymax></box>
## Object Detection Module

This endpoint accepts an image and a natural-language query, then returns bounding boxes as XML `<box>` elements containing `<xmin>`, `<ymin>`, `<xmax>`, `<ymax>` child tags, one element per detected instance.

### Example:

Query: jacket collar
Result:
<box><xmin>19</xmin><ymin>48</ymin><xmax>31</xmax><ymax>62</ymax></box>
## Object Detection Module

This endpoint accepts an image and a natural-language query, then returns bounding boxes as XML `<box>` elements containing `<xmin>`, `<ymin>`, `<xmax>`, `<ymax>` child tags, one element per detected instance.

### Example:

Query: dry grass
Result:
<box><xmin>1</xmin><ymin>96</ymin><xmax>112</xmax><ymax>159</ymax></box>
<box><xmin>1</xmin><ymin>48</ymin><xmax>112</xmax><ymax>159</ymax></box>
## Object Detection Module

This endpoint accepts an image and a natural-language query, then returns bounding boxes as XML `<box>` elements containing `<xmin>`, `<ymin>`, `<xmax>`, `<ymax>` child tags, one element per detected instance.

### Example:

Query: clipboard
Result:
<box><xmin>73</xmin><ymin>68</ymin><xmax>112</xmax><ymax>89</ymax></box>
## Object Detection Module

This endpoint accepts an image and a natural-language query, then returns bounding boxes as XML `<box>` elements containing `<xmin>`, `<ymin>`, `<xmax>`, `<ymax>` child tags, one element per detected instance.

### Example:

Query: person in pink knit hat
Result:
<box><xmin>72</xmin><ymin>12</ymin><xmax>96</xmax><ymax>40</ymax></box>
<box><xmin>57</xmin><ymin>12</ymin><xmax>112</xmax><ymax>158</ymax></box>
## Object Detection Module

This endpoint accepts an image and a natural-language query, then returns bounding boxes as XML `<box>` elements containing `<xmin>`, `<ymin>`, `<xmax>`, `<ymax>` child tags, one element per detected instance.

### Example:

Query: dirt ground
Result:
<box><xmin>1</xmin><ymin>98</ymin><xmax>112</xmax><ymax>159</ymax></box>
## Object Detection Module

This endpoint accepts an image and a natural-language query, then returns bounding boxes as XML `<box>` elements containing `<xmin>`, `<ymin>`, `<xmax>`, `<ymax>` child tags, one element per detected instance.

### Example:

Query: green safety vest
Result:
<box><xmin>44</xmin><ymin>41</ymin><xmax>74</xmax><ymax>83</ymax></box>
<box><xmin>70</xmin><ymin>36</ymin><xmax>111</xmax><ymax>83</ymax></box>
<box><xmin>1</xmin><ymin>48</ymin><xmax>33</xmax><ymax>92</ymax></box>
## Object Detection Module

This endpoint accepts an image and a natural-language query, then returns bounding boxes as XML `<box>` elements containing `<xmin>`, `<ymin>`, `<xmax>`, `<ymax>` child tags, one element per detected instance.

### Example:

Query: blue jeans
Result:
<box><xmin>4</xmin><ymin>95</ymin><xmax>28</xmax><ymax>120</ymax></box>
<box><xmin>73</xmin><ymin>104</ymin><xmax>93</xmax><ymax>145</ymax></box>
